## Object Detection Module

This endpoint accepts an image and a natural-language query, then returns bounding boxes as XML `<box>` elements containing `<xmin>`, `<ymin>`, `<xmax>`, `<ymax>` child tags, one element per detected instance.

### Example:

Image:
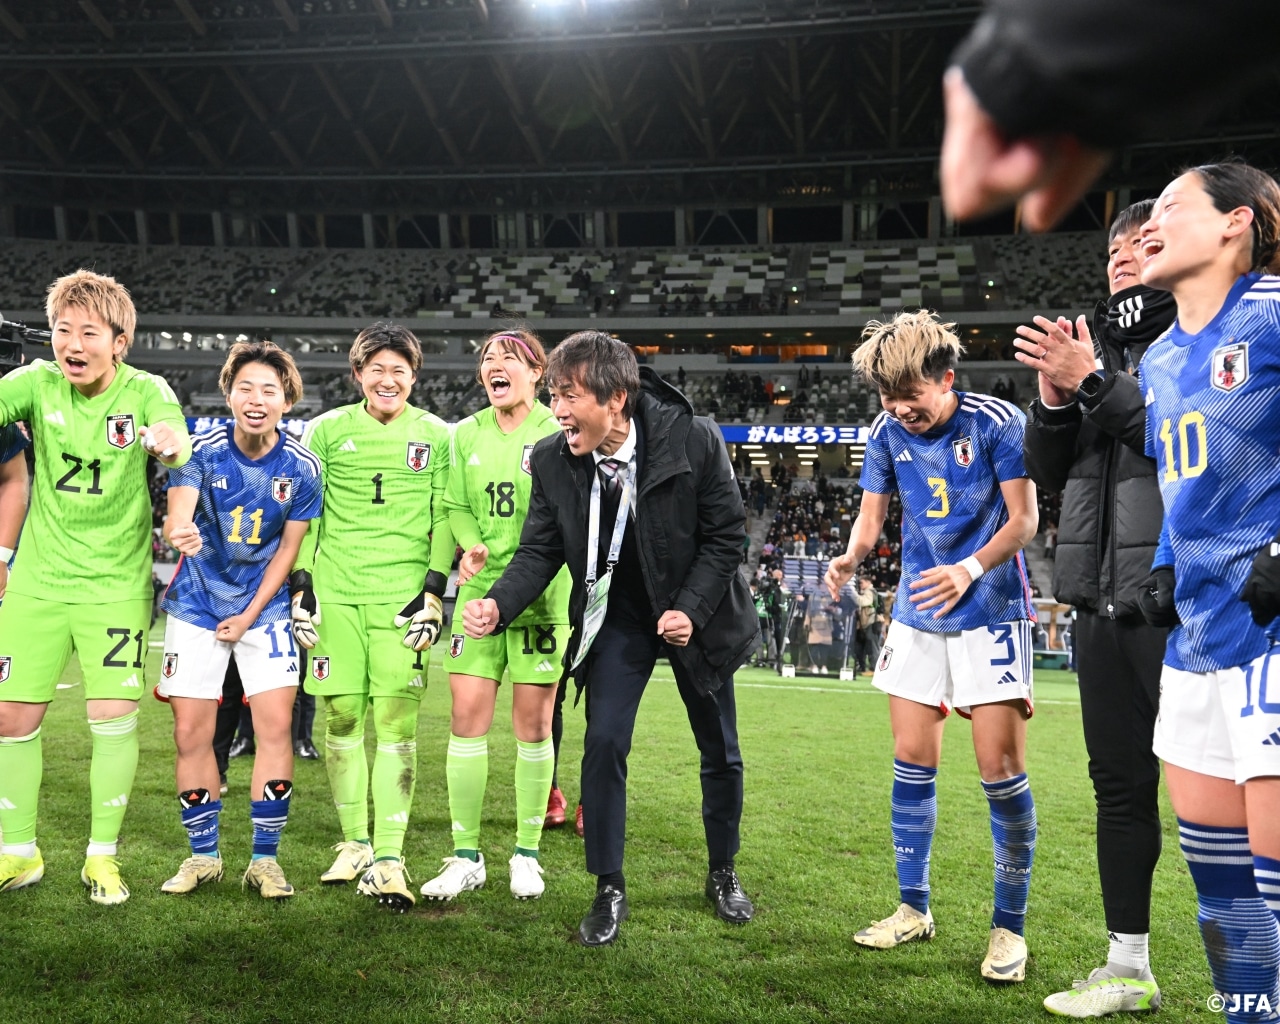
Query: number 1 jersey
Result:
<box><xmin>162</xmin><ymin>425</ymin><xmax>323</xmax><ymax>630</ymax></box>
<box><xmin>860</xmin><ymin>392</ymin><xmax>1035</xmax><ymax>633</ymax></box>
<box><xmin>0</xmin><ymin>359</ymin><xmax>189</xmax><ymax>604</ymax></box>
<box><xmin>294</xmin><ymin>401</ymin><xmax>453</xmax><ymax>605</ymax></box>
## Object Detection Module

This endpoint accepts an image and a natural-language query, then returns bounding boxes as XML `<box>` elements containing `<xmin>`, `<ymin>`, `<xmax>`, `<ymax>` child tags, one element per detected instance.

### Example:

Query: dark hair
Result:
<box><xmin>1108</xmin><ymin>199</ymin><xmax>1156</xmax><ymax>245</ymax></box>
<box><xmin>349</xmin><ymin>321</ymin><xmax>422</xmax><ymax>375</ymax></box>
<box><xmin>475</xmin><ymin>327</ymin><xmax>547</xmax><ymax>389</ymax></box>
<box><xmin>218</xmin><ymin>340</ymin><xmax>303</xmax><ymax>405</ymax></box>
<box><xmin>546</xmin><ymin>330</ymin><xmax>640</xmax><ymax>418</ymax></box>
<box><xmin>1184</xmin><ymin>161</ymin><xmax>1280</xmax><ymax>274</ymax></box>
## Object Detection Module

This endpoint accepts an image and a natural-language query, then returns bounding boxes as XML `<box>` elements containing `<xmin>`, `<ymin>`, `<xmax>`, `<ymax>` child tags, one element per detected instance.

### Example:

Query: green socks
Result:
<box><xmin>370</xmin><ymin>697</ymin><xmax>420</xmax><ymax>861</ymax></box>
<box><xmin>447</xmin><ymin>734</ymin><xmax>489</xmax><ymax>853</ymax></box>
<box><xmin>324</xmin><ymin>694</ymin><xmax>369</xmax><ymax>843</ymax></box>
<box><xmin>0</xmin><ymin>727</ymin><xmax>42</xmax><ymax>847</ymax></box>
<box><xmin>514</xmin><ymin>737</ymin><xmax>555</xmax><ymax>853</ymax></box>
<box><xmin>89</xmin><ymin>710</ymin><xmax>140</xmax><ymax>848</ymax></box>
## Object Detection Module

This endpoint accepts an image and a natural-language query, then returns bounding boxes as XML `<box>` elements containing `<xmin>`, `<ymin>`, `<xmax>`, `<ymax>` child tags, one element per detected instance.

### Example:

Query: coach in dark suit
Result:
<box><xmin>463</xmin><ymin>330</ymin><xmax>758</xmax><ymax>946</ymax></box>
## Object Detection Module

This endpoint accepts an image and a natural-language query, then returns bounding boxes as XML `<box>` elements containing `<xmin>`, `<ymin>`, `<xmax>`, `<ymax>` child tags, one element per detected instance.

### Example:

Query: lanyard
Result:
<box><xmin>584</xmin><ymin>455</ymin><xmax>635</xmax><ymax>585</ymax></box>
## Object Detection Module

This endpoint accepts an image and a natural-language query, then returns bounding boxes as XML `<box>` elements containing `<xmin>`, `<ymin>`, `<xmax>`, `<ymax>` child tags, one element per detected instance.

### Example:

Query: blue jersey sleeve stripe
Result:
<box><xmin>283</xmin><ymin>437</ymin><xmax>322</xmax><ymax>476</ymax></box>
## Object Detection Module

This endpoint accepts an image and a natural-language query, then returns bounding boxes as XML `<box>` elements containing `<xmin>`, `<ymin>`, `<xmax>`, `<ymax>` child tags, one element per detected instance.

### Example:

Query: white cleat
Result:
<box><xmin>852</xmin><ymin>902</ymin><xmax>935</xmax><ymax>949</ymax></box>
<box><xmin>508</xmin><ymin>853</ymin><xmax>545</xmax><ymax>900</ymax></box>
<box><xmin>419</xmin><ymin>854</ymin><xmax>486</xmax><ymax>901</ymax></box>
<box><xmin>319</xmin><ymin>840</ymin><xmax>373</xmax><ymax>885</ymax></box>
<box><xmin>1043</xmin><ymin>965</ymin><xmax>1161</xmax><ymax>1017</ymax></box>
<box><xmin>981</xmin><ymin>926</ymin><xmax>1028</xmax><ymax>983</ymax></box>
<box><xmin>160</xmin><ymin>854</ymin><xmax>224</xmax><ymax>895</ymax></box>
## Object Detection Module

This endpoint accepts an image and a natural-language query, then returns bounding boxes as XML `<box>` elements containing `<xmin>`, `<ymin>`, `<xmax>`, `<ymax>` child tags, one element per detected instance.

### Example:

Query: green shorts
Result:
<box><xmin>305</xmin><ymin>602</ymin><xmax>426</xmax><ymax>700</ymax></box>
<box><xmin>0</xmin><ymin>594</ymin><xmax>153</xmax><ymax>703</ymax></box>
<box><xmin>446</xmin><ymin>622</ymin><xmax>565</xmax><ymax>685</ymax></box>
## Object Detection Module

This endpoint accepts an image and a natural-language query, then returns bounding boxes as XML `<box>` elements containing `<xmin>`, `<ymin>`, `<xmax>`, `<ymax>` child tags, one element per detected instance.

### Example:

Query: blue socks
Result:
<box><xmin>1255</xmin><ymin>853</ymin><xmax>1280</xmax><ymax>929</ymax></box>
<box><xmin>890</xmin><ymin>760</ymin><xmax>937</xmax><ymax>913</ymax></box>
<box><xmin>251</xmin><ymin>779</ymin><xmax>293</xmax><ymax>860</ymax></box>
<box><xmin>1179</xmin><ymin>820</ymin><xmax>1280</xmax><ymax>1023</ymax></box>
<box><xmin>982</xmin><ymin>773</ymin><xmax>1037</xmax><ymax>936</ymax></box>
<box><xmin>179</xmin><ymin>788</ymin><xmax>221</xmax><ymax>858</ymax></box>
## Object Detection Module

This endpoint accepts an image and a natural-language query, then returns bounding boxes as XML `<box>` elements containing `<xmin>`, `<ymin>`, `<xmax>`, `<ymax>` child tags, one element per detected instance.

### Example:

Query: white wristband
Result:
<box><xmin>0</xmin><ymin>546</ymin><xmax>13</xmax><ymax>563</ymax></box>
<box><xmin>959</xmin><ymin>556</ymin><xmax>985</xmax><ymax>581</ymax></box>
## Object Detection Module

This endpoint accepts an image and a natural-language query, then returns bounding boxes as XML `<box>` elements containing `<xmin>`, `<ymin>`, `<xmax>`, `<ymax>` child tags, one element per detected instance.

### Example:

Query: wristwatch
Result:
<box><xmin>1075</xmin><ymin>370</ymin><xmax>1106</xmax><ymax>404</ymax></box>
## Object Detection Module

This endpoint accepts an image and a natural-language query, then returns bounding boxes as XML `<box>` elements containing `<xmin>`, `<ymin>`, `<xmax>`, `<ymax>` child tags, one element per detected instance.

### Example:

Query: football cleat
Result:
<box><xmin>852</xmin><ymin>902</ymin><xmax>935</xmax><ymax>949</ymax></box>
<box><xmin>545</xmin><ymin>787</ymin><xmax>568</xmax><ymax>829</ymax></box>
<box><xmin>81</xmin><ymin>855</ymin><xmax>130</xmax><ymax>905</ymax></box>
<box><xmin>419</xmin><ymin>854</ymin><xmax>486</xmax><ymax>901</ymax></box>
<box><xmin>160</xmin><ymin>854</ymin><xmax>224</xmax><ymax>895</ymax></box>
<box><xmin>981</xmin><ymin>926</ymin><xmax>1028</xmax><ymax>983</ymax></box>
<box><xmin>508</xmin><ymin>854</ymin><xmax>545</xmax><ymax>900</ymax></box>
<box><xmin>320</xmin><ymin>840</ymin><xmax>373</xmax><ymax>884</ymax></box>
<box><xmin>1043</xmin><ymin>965</ymin><xmax>1161</xmax><ymax>1017</ymax></box>
<box><xmin>243</xmin><ymin>857</ymin><xmax>295</xmax><ymax>900</ymax></box>
<box><xmin>357</xmin><ymin>858</ymin><xmax>414</xmax><ymax>912</ymax></box>
<box><xmin>0</xmin><ymin>848</ymin><xmax>44</xmax><ymax>893</ymax></box>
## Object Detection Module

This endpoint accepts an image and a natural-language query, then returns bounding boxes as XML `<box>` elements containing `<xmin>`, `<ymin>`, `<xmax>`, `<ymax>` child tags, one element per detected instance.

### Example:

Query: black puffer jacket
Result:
<box><xmin>486</xmin><ymin>366</ymin><xmax>758</xmax><ymax>694</ymax></box>
<box><xmin>1023</xmin><ymin>292</ymin><xmax>1171</xmax><ymax>617</ymax></box>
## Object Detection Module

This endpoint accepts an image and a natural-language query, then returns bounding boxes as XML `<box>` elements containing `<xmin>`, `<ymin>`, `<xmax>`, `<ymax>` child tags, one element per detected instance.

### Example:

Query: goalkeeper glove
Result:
<box><xmin>395</xmin><ymin>570</ymin><xmax>448</xmax><ymax>652</ymax></box>
<box><xmin>288</xmin><ymin>569</ymin><xmax>322</xmax><ymax>649</ymax></box>
<box><xmin>1138</xmin><ymin>565</ymin><xmax>1179</xmax><ymax>628</ymax></box>
<box><xmin>1241</xmin><ymin>533</ymin><xmax>1280</xmax><ymax>626</ymax></box>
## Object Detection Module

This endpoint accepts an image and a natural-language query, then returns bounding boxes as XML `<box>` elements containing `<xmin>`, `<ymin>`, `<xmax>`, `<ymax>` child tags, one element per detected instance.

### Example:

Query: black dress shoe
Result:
<box><xmin>228</xmin><ymin>736</ymin><xmax>255</xmax><ymax>759</ymax></box>
<box><xmin>295</xmin><ymin>739</ymin><xmax>320</xmax><ymax>760</ymax></box>
<box><xmin>705</xmin><ymin>868</ymin><xmax>754</xmax><ymax>924</ymax></box>
<box><xmin>578</xmin><ymin>886</ymin><xmax>629</xmax><ymax>946</ymax></box>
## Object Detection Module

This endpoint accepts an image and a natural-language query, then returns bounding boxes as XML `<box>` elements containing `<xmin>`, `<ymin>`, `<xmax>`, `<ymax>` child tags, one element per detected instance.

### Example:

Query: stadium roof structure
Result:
<box><xmin>1</xmin><ymin>0</ymin><xmax>1275</xmax><ymax>223</ymax></box>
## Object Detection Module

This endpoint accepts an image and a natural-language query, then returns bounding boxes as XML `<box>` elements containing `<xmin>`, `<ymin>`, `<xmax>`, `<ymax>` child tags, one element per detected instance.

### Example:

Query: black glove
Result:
<box><xmin>288</xmin><ymin>569</ymin><xmax>321</xmax><ymax>649</ymax></box>
<box><xmin>1138</xmin><ymin>565</ymin><xmax>1179</xmax><ymax>628</ymax></box>
<box><xmin>1241</xmin><ymin>534</ymin><xmax>1280</xmax><ymax>626</ymax></box>
<box><xmin>394</xmin><ymin>570</ymin><xmax>449</xmax><ymax>652</ymax></box>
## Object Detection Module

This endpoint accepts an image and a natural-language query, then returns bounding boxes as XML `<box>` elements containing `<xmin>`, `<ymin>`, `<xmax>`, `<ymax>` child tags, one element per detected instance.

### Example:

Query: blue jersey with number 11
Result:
<box><xmin>163</xmin><ymin>425</ymin><xmax>323</xmax><ymax>631</ymax></box>
<box><xmin>1141</xmin><ymin>272</ymin><xmax>1280</xmax><ymax>672</ymax></box>
<box><xmin>861</xmin><ymin>392</ymin><xmax>1035</xmax><ymax>633</ymax></box>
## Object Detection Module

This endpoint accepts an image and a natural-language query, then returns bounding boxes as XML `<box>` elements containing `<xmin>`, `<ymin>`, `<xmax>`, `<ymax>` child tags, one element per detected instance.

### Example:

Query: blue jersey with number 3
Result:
<box><xmin>162</xmin><ymin>425</ymin><xmax>323</xmax><ymax>630</ymax></box>
<box><xmin>860</xmin><ymin>392</ymin><xmax>1035</xmax><ymax>633</ymax></box>
<box><xmin>1141</xmin><ymin>272</ymin><xmax>1280</xmax><ymax>672</ymax></box>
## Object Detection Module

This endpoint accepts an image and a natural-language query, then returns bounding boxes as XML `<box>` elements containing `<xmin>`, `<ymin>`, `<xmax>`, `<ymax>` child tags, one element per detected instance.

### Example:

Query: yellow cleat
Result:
<box><xmin>81</xmin><ymin>855</ymin><xmax>130</xmax><ymax>906</ymax></box>
<box><xmin>852</xmin><ymin>902</ymin><xmax>935</xmax><ymax>949</ymax></box>
<box><xmin>356</xmin><ymin>858</ymin><xmax>414</xmax><ymax>913</ymax></box>
<box><xmin>243</xmin><ymin>857</ymin><xmax>295</xmax><ymax>899</ymax></box>
<box><xmin>320</xmin><ymin>840</ymin><xmax>373</xmax><ymax>884</ymax></box>
<box><xmin>0</xmin><ymin>848</ymin><xmax>44</xmax><ymax>893</ymax></box>
<box><xmin>160</xmin><ymin>854</ymin><xmax>224</xmax><ymax>895</ymax></box>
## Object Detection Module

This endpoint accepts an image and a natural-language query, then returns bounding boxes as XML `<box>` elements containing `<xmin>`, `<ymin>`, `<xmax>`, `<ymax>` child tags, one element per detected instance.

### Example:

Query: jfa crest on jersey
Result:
<box><xmin>1212</xmin><ymin>341</ymin><xmax>1249</xmax><ymax>392</ymax></box>
<box><xmin>312</xmin><ymin>656</ymin><xmax>330</xmax><ymax>681</ymax></box>
<box><xmin>952</xmin><ymin>436</ymin><xmax>974</xmax><ymax>467</ymax></box>
<box><xmin>406</xmin><ymin>441</ymin><xmax>431</xmax><ymax>472</ymax></box>
<box><xmin>271</xmin><ymin>476</ymin><xmax>293</xmax><ymax>503</ymax></box>
<box><xmin>0</xmin><ymin>656</ymin><xmax>10</xmax><ymax>682</ymax></box>
<box><xmin>450</xmin><ymin>634</ymin><xmax>465</xmax><ymax>658</ymax></box>
<box><xmin>107</xmin><ymin>413</ymin><xmax>136</xmax><ymax>449</ymax></box>
<box><xmin>521</xmin><ymin>443</ymin><xmax>535</xmax><ymax>475</ymax></box>
<box><xmin>162</xmin><ymin>652</ymin><xmax>179</xmax><ymax>678</ymax></box>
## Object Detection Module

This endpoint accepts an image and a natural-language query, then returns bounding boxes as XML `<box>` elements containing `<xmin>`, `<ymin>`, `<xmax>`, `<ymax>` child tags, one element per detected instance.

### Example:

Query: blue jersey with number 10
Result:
<box><xmin>860</xmin><ymin>392</ymin><xmax>1035</xmax><ymax>633</ymax></box>
<box><xmin>162</xmin><ymin>425</ymin><xmax>323</xmax><ymax>631</ymax></box>
<box><xmin>1141</xmin><ymin>272</ymin><xmax>1280</xmax><ymax>672</ymax></box>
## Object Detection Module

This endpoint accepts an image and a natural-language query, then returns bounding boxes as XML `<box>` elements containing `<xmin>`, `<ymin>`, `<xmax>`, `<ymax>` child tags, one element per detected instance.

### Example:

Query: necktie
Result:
<box><xmin>596</xmin><ymin>457</ymin><xmax>625</xmax><ymax>570</ymax></box>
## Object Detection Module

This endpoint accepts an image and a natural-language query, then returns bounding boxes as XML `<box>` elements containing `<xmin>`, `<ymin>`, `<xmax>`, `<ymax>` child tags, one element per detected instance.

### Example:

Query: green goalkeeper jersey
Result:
<box><xmin>295</xmin><ymin>400</ymin><xmax>454</xmax><ymax>605</ymax></box>
<box><xmin>0</xmin><ymin>359</ymin><xmax>189</xmax><ymax>604</ymax></box>
<box><xmin>445</xmin><ymin>402</ymin><xmax>570</xmax><ymax>625</ymax></box>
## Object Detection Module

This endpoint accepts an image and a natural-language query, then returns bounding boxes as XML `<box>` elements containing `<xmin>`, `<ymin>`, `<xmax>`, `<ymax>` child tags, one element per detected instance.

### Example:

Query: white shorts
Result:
<box><xmin>873</xmin><ymin>618</ymin><xmax>1034</xmax><ymax>718</ymax></box>
<box><xmin>157</xmin><ymin>615</ymin><xmax>300</xmax><ymax>701</ymax></box>
<box><xmin>1153</xmin><ymin>650</ymin><xmax>1280</xmax><ymax>784</ymax></box>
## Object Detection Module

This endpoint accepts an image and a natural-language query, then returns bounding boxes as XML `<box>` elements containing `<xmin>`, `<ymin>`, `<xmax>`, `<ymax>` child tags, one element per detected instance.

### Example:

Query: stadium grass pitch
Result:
<box><xmin>0</xmin><ymin>618</ymin><xmax>1217</xmax><ymax>1023</ymax></box>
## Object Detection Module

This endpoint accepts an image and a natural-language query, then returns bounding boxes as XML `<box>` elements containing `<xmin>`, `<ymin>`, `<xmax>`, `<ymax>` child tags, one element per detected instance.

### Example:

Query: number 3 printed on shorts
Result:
<box><xmin>987</xmin><ymin>623</ymin><xmax>1016</xmax><ymax>666</ymax></box>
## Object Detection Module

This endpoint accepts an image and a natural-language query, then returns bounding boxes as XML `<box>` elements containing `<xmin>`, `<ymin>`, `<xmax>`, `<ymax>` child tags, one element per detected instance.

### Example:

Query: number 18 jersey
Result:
<box><xmin>1140</xmin><ymin>272</ymin><xmax>1280</xmax><ymax>672</ymax></box>
<box><xmin>860</xmin><ymin>392</ymin><xmax>1035</xmax><ymax>633</ymax></box>
<box><xmin>294</xmin><ymin>401</ymin><xmax>454</xmax><ymax>605</ymax></box>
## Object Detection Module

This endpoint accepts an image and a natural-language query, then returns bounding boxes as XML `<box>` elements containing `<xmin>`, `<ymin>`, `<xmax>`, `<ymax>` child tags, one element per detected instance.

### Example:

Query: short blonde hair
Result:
<box><xmin>851</xmin><ymin>309</ymin><xmax>963</xmax><ymax>395</ymax></box>
<box><xmin>46</xmin><ymin>269</ymin><xmax>138</xmax><ymax>361</ymax></box>
<box><xmin>219</xmin><ymin>340</ymin><xmax>304</xmax><ymax>406</ymax></box>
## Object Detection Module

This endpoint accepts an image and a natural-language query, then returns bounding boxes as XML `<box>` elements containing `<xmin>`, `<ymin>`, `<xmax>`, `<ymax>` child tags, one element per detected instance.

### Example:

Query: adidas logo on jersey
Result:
<box><xmin>339</xmin><ymin>439</ymin><xmax>358</xmax><ymax>452</ymax></box>
<box><xmin>1263</xmin><ymin>728</ymin><xmax>1280</xmax><ymax>746</ymax></box>
<box><xmin>120</xmin><ymin>674</ymin><xmax>140</xmax><ymax>689</ymax></box>
<box><xmin>535</xmin><ymin>660</ymin><xmax>556</xmax><ymax>673</ymax></box>
<box><xmin>408</xmin><ymin>674</ymin><xmax>424</xmax><ymax>688</ymax></box>
<box><xmin>44</xmin><ymin>411</ymin><xmax>65</xmax><ymax>426</ymax></box>
<box><xmin>996</xmin><ymin>671</ymin><xmax>1018</xmax><ymax>686</ymax></box>
<box><xmin>469</xmin><ymin>453</ymin><xmax>481</xmax><ymax>465</ymax></box>
<box><xmin>895</xmin><ymin>450</ymin><xmax>913</xmax><ymax>462</ymax></box>
<box><xmin>385</xmin><ymin>811</ymin><xmax>409</xmax><ymax>824</ymax></box>
<box><xmin>212</xmin><ymin>476</ymin><xmax>228</xmax><ymax>490</ymax></box>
